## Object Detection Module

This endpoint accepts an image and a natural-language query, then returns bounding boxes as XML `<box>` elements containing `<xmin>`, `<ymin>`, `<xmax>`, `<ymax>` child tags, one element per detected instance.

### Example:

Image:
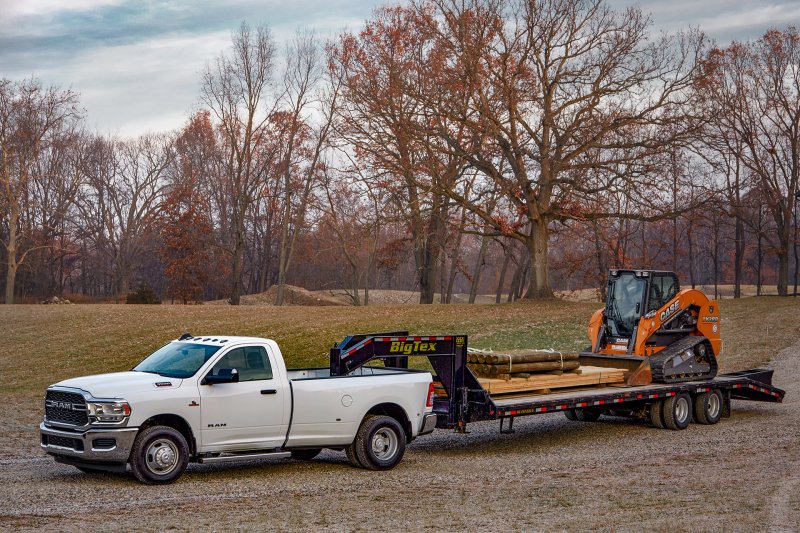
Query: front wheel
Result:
<box><xmin>353</xmin><ymin>415</ymin><xmax>406</xmax><ymax>470</ymax></box>
<box><xmin>130</xmin><ymin>425</ymin><xmax>189</xmax><ymax>484</ymax></box>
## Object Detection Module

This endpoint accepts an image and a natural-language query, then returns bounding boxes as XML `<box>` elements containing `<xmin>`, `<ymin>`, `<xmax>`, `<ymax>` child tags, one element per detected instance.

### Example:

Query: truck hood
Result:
<box><xmin>53</xmin><ymin>371</ymin><xmax>184</xmax><ymax>398</ymax></box>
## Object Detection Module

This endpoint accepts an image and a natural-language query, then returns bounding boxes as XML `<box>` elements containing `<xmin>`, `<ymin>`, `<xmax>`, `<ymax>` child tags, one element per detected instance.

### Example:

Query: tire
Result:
<box><xmin>290</xmin><ymin>448</ymin><xmax>322</xmax><ymax>461</ymax></box>
<box><xmin>130</xmin><ymin>425</ymin><xmax>189</xmax><ymax>484</ymax></box>
<box><xmin>649</xmin><ymin>400</ymin><xmax>665</xmax><ymax>429</ymax></box>
<box><xmin>574</xmin><ymin>409</ymin><xmax>601</xmax><ymax>422</ymax></box>
<box><xmin>694</xmin><ymin>389</ymin><xmax>723</xmax><ymax>425</ymax></box>
<box><xmin>353</xmin><ymin>415</ymin><xmax>406</xmax><ymax>471</ymax></box>
<box><xmin>662</xmin><ymin>393</ymin><xmax>692</xmax><ymax>430</ymax></box>
<box><xmin>564</xmin><ymin>409</ymin><xmax>578</xmax><ymax>421</ymax></box>
<box><xmin>345</xmin><ymin>441</ymin><xmax>363</xmax><ymax>468</ymax></box>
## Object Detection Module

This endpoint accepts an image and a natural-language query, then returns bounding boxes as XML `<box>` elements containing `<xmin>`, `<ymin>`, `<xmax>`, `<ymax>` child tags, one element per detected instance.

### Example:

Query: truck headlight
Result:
<box><xmin>87</xmin><ymin>401</ymin><xmax>131</xmax><ymax>422</ymax></box>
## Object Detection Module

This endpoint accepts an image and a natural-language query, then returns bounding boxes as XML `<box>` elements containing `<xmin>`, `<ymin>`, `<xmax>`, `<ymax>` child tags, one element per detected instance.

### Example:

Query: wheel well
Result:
<box><xmin>139</xmin><ymin>414</ymin><xmax>196</xmax><ymax>456</ymax></box>
<box><xmin>366</xmin><ymin>403</ymin><xmax>412</xmax><ymax>442</ymax></box>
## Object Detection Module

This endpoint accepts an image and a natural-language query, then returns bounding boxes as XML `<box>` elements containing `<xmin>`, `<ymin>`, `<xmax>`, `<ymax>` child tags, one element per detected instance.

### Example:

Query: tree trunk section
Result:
<box><xmin>523</xmin><ymin>220</ymin><xmax>553</xmax><ymax>299</ymax></box>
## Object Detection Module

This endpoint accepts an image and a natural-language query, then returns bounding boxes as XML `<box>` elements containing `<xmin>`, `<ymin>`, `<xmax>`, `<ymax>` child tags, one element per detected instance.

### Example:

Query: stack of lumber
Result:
<box><xmin>467</xmin><ymin>350</ymin><xmax>580</xmax><ymax>380</ymax></box>
<box><xmin>478</xmin><ymin>366</ymin><xmax>626</xmax><ymax>395</ymax></box>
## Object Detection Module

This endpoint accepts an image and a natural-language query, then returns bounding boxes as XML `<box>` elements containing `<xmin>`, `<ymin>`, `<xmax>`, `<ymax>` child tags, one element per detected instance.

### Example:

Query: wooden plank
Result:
<box><xmin>478</xmin><ymin>365</ymin><xmax>625</xmax><ymax>395</ymax></box>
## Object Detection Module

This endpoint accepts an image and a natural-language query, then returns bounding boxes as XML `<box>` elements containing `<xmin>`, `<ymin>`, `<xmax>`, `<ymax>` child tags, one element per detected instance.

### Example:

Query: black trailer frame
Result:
<box><xmin>330</xmin><ymin>333</ymin><xmax>785</xmax><ymax>432</ymax></box>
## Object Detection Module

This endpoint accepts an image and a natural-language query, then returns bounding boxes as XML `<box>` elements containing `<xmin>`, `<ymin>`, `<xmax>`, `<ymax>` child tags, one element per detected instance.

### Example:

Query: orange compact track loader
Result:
<box><xmin>579</xmin><ymin>269</ymin><xmax>722</xmax><ymax>385</ymax></box>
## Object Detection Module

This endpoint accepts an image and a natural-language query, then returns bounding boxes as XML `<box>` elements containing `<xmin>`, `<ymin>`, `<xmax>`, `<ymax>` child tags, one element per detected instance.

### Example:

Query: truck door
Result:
<box><xmin>199</xmin><ymin>345</ymin><xmax>288</xmax><ymax>451</ymax></box>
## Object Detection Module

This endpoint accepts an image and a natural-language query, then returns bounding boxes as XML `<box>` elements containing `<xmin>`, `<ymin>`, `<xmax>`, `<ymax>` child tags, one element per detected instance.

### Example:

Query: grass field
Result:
<box><xmin>2</xmin><ymin>297</ymin><xmax>799</xmax><ymax>531</ymax></box>
<box><xmin>2</xmin><ymin>296</ymin><xmax>798</xmax><ymax>399</ymax></box>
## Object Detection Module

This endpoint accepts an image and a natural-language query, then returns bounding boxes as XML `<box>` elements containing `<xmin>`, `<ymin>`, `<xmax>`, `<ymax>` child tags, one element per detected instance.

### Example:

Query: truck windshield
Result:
<box><xmin>133</xmin><ymin>342</ymin><xmax>221</xmax><ymax>379</ymax></box>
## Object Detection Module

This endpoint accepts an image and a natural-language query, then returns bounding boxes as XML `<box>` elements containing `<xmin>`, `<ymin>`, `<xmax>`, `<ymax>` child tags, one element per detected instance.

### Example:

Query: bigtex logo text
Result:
<box><xmin>389</xmin><ymin>341</ymin><xmax>437</xmax><ymax>354</ymax></box>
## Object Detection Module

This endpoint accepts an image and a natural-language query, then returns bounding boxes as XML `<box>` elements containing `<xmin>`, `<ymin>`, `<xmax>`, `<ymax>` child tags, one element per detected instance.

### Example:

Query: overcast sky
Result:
<box><xmin>1</xmin><ymin>0</ymin><xmax>798</xmax><ymax>137</ymax></box>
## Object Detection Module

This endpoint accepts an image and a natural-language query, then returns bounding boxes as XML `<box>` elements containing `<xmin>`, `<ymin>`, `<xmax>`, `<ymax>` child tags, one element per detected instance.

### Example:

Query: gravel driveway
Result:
<box><xmin>1</xmin><ymin>342</ymin><xmax>797</xmax><ymax>532</ymax></box>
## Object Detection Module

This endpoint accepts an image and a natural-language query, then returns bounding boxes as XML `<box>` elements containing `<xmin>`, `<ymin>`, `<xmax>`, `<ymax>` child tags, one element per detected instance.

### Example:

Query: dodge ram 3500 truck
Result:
<box><xmin>40</xmin><ymin>334</ymin><xmax>437</xmax><ymax>484</ymax></box>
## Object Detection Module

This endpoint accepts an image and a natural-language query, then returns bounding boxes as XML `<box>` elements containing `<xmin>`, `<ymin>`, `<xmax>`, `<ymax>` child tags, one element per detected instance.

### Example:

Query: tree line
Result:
<box><xmin>2</xmin><ymin>0</ymin><xmax>798</xmax><ymax>305</ymax></box>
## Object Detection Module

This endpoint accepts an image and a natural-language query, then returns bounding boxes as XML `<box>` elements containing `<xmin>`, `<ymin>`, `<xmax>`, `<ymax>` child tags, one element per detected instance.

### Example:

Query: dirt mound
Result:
<box><xmin>207</xmin><ymin>285</ymin><xmax>347</xmax><ymax>306</ymax></box>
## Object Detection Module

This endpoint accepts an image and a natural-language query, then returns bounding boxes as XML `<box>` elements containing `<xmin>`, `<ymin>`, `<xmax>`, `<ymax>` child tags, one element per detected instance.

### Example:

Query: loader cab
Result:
<box><xmin>605</xmin><ymin>270</ymin><xmax>680</xmax><ymax>339</ymax></box>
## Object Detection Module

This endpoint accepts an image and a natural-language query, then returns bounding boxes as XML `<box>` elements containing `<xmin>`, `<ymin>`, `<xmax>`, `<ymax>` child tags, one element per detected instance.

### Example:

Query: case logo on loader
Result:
<box><xmin>659</xmin><ymin>300</ymin><xmax>681</xmax><ymax>322</ymax></box>
<box><xmin>389</xmin><ymin>341</ymin><xmax>437</xmax><ymax>355</ymax></box>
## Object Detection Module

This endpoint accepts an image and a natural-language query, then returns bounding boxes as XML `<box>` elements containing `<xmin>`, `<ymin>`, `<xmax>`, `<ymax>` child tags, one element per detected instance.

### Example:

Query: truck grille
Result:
<box><xmin>45</xmin><ymin>390</ymin><xmax>88</xmax><ymax>426</ymax></box>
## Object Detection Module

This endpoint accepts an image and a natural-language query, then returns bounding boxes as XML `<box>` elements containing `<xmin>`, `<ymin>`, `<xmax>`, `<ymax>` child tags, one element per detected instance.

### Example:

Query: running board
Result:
<box><xmin>198</xmin><ymin>450</ymin><xmax>291</xmax><ymax>464</ymax></box>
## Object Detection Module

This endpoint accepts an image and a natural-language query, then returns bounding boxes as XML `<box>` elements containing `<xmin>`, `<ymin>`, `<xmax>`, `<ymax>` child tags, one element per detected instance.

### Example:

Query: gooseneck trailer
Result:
<box><xmin>329</xmin><ymin>333</ymin><xmax>785</xmax><ymax>432</ymax></box>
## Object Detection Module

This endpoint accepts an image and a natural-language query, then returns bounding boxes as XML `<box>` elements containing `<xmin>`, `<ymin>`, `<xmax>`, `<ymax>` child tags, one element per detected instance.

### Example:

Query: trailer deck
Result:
<box><xmin>329</xmin><ymin>333</ymin><xmax>785</xmax><ymax>432</ymax></box>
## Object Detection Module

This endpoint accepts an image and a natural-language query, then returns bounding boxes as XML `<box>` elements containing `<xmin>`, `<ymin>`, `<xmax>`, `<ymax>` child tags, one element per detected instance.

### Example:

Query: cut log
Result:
<box><xmin>482</xmin><ymin>352</ymin><xmax>579</xmax><ymax>365</ymax></box>
<box><xmin>481</xmin><ymin>360</ymin><xmax>580</xmax><ymax>376</ymax></box>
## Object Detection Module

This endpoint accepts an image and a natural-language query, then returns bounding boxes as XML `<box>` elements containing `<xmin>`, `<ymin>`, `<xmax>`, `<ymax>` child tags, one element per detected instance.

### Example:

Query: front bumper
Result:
<box><xmin>40</xmin><ymin>422</ymin><xmax>137</xmax><ymax>467</ymax></box>
<box><xmin>419</xmin><ymin>413</ymin><xmax>437</xmax><ymax>435</ymax></box>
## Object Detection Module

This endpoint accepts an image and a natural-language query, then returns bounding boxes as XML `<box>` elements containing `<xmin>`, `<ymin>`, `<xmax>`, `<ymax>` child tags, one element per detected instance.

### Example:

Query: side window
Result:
<box><xmin>648</xmin><ymin>274</ymin><xmax>680</xmax><ymax>312</ymax></box>
<box><xmin>209</xmin><ymin>346</ymin><xmax>272</xmax><ymax>382</ymax></box>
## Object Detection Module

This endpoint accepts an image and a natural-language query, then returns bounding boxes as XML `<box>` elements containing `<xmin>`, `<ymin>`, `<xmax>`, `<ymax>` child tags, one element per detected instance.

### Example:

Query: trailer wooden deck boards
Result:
<box><xmin>477</xmin><ymin>365</ymin><xmax>626</xmax><ymax>395</ymax></box>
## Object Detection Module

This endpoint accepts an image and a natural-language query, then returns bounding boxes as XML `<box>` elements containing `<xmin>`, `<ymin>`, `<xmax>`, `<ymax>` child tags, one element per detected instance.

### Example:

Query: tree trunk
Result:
<box><xmin>591</xmin><ymin>221</ymin><xmax>607</xmax><ymax>300</ymax></box>
<box><xmin>495</xmin><ymin>246</ymin><xmax>512</xmax><ymax>303</ymax></box>
<box><xmin>794</xmin><ymin>206</ymin><xmax>798</xmax><ymax>297</ymax></box>
<box><xmin>734</xmin><ymin>216</ymin><xmax>744</xmax><ymax>298</ymax></box>
<box><xmin>687</xmin><ymin>217</ymin><xmax>696</xmax><ymax>289</ymax></box>
<box><xmin>468</xmin><ymin>234</ymin><xmax>490</xmax><ymax>304</ymax></box>
<box><xmin>230</xmin><ymin>226</ymin><xmax>245</xmax><ymax>305</ymax></box>
<box><xmin>523</xmin><ymin>220</ymin><xmax>553</xmax><ymax>299</ymax></box>
<box><xmin>4</xmin><ymin>221</ymin><xmax>18</xmax><ymax>304</ymax></box>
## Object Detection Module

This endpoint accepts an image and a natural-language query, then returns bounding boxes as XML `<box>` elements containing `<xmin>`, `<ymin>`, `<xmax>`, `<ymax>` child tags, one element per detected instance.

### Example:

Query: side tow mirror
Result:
<box><xmin>202</xmin><ymin>368</ymin><xmax>239</xmax><ymax>385</ymax></box>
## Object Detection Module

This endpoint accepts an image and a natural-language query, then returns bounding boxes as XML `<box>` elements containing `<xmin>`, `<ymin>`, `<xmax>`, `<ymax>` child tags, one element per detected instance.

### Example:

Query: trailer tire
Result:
<box><xmin>290</xmin><ymin>448</ymin><xmax>322</xmax><ymax>461</ymax></box>
<box><xmin>353</xmin><ymin>415</ymin><xmax>406</xmax><ymax>471</ymax></box>
<box><xmin>693</xmin><ymin>389</ymin><xmax>723</xmax><ymax>425</ymax></box>
<box><xmin>130</xmin><ymin>425</ymin><xmax>189</xmax><ymax>484</ymax></box>
<box><xmin>564</xmin><ymin>409</ymin><xmax>578</xmax><ymax>421</ymax></box>
<box><xmin>574</xmin><ymin>409</ymin><xmax>600</xmax><ymax>422</ymax></box>
<box><xmin>662</xmin><ymin>393</ymin><xmax>692</xmax><ymax>430</ymax></box>
<box><xmin>649</xmin><ymin>400</ymin><xmax>665</xmax><ymax>429</ymax></box>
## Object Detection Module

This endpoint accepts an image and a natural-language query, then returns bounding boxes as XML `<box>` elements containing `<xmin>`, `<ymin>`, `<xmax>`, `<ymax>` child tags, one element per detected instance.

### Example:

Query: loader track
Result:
<box><xmin>649</xmin><ymin>335</ymin><xmax>718</xmax><ymax>383</ymax></box>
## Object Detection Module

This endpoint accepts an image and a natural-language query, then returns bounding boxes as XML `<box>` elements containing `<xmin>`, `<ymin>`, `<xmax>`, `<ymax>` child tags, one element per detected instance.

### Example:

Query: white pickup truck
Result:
<box><xmin>40</xmin><ymin>334</ymin><xmax>437</xmax><ymax>484</ymax></box>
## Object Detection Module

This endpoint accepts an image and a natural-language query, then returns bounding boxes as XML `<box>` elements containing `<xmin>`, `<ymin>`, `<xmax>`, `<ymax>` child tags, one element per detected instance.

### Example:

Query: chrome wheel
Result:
<box><xmin>371</xmin><ymin>428</ymin><xmax>398</xmax><ymax>461</ymax></box>
<box><xmin>707</xmin><ymin>392</ymin><xmax>720</xmax><ymax>419</ymax></box>
<box><xmin>675</xmin><ymin>397</ymin><xmax>690</xmax><ymax>424</ymax></box>
<box><xmin>145</xmin><ymin>438</ymin><xmax>178</xmax><ymax>475</ymax></box>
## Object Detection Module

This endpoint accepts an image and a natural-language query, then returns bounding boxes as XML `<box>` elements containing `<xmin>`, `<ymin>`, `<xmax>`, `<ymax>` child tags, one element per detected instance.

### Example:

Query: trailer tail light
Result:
<box><xmin>426</xmin><ymin>382</ymin><xmax>435</xmax><ymax>407</ymax></box>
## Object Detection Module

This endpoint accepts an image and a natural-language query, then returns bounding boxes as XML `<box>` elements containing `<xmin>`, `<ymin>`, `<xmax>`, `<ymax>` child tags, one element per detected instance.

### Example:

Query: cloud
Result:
<box><xmin>3</xmin><ymin>0</ymin><xmax>794</xmax><ymax>137</ymax></box>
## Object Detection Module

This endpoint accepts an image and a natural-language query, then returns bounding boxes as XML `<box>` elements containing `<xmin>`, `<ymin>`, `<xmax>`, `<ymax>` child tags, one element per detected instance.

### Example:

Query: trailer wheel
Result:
<box><xmin>130</xmin><ymin>425</ymin><xmax>189</xmax><ymax>484</ymax></box>
<box><xmin>353</xmin><ymin>415</ymin><xmax>406</xmax><ymax>470</ymax></box>
<box><xmin>564</xmin><ymin>409</ymin><xmax>578</xmax><ymax>421</ymax></box>
<box><xmin>693</xmin><ymin>389</ymin><xmax>723</xmax><ymax>425</ymax></box>
<box><xmin>662</xmin><ymin>393</ymin><xmax>692</xmax><ymax>430</ymax></box>
<box><xmin>290</xmin><ymin>448</ymin><xmax>322</xmax><ymax>461</ymax></box>
<box><xmin>649</xmin><ymin>400</ymin><xmax>665</xmax><ymax>429</ymax></box>
<box><xmin>574</xmin><ymin>409</ymin><xmax>600</xmax><ymax>422</ymax></box>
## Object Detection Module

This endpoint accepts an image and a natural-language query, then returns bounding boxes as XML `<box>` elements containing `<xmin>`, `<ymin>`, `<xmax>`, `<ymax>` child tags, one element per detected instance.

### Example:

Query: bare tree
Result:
<box><xmin>699</xmin><ymin>28</ymin><xmax>800</xmax><ymax>295</ymax></box>
<box><xmin>410</xmin><ymin>0</ymin><xmax>704</xmax><ymax>298</ymax></box>
<box><xmin>0</xmin><ymin>78</ymin><xmax>82</xmax><ymax>303</ymax></box>
<box><xmin>201</xmin><ymin>22</ymin><xmax>278</xmax><ymax>305</ymax></box>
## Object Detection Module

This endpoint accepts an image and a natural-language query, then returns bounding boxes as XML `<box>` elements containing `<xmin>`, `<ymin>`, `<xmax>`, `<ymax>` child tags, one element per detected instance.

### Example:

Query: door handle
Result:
<box><xmin>261</xmin><ymin>389</ymin><xmax>277</xmax><ymax>395</ymax></box>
